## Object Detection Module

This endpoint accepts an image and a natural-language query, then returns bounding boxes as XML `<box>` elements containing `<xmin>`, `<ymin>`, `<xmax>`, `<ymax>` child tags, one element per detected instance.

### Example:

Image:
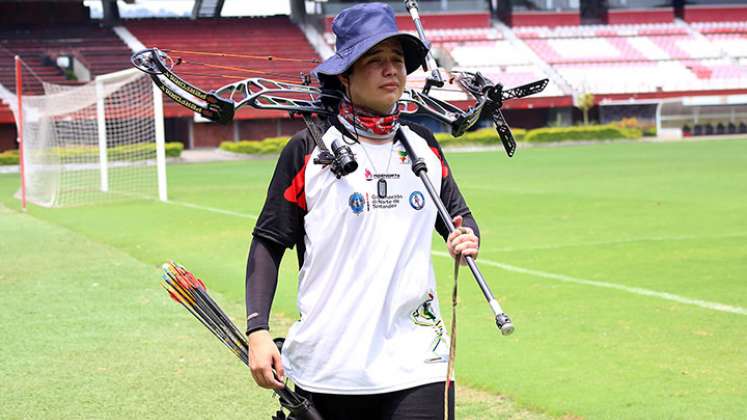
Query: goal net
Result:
<box><xmin>4</xmin><ymin>67</ymin><xmax>166</xmax><ymax>207</ymax></box>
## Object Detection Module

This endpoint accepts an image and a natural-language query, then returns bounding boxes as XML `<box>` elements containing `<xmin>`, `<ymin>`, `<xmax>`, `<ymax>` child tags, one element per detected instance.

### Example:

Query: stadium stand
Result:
<box><xmin>126</xmin><ymin>17</ymin><xmax>320</xmax><ymax>95</ymax></box>
<box><xmin>512</xmin><ymin>21</ymin><xmax>747</xmax><ymax>95</ymax></box>
<box><xmin>692</xmin><ymin>21</ymin><xmax>747</xmax><ymax>60</ymax></box>
<box><xmin>0</xmin><ymin>21</ymin><xmax>132</xmax><ymax>150</ymax></box>
<box><xmin>124</xmin><ymin>16</ymin><xmax>320</xmax><ymax>146</ymax></box>
<box><xmin>0</xmin><ymin>23</ymin><xmax>131</xmax><ymax>89</ymax></box>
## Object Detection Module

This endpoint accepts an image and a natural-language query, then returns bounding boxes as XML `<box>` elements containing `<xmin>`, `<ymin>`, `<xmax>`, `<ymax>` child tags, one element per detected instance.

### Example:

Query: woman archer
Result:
<box><xmin>245</xmin><ymin>3</ymin><xmax>480</xmax><ymax>419</ymax></box>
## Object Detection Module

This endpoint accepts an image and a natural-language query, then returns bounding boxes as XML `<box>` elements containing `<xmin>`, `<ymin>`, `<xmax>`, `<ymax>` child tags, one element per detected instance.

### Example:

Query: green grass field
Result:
<box><xmin>2</xmin><ymin>138</ymin><xmax>746</xmax><ymax>419</ymax></box>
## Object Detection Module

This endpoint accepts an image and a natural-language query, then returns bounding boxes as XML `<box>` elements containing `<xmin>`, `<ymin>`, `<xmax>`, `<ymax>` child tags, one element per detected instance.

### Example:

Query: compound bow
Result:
<box><xmin>131</xmin><ymin>49</ymin><xmax>548</xmax><ymax>159</ymax></box>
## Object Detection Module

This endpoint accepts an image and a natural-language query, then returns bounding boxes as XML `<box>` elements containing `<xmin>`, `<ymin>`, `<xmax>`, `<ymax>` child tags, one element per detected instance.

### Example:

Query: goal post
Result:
<box><xmin>95</xmin><ymin>76</ymin><xmax>109</xmax><ymax>193</ymax></box>
<box><xmin>14</xmin><ymin>55</ymin><xmax>27</xmax><ymax>210</ymax></box>
<box><xmin>3</xmin><ymin>66</ymin><xmax>168</xmax><ymax>207</ymax></box>
<box><xmin>153</xmin><ymin>81</ymin><xmax>168</xmax><ymax>202</ymax></box>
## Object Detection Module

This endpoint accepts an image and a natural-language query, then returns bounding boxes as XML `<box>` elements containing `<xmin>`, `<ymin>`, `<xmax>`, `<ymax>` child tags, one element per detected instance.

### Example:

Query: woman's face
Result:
<box><xmin>339</xmin><ymin>38</ymin><xmax>407</xmax><ymax>114</ymax></box>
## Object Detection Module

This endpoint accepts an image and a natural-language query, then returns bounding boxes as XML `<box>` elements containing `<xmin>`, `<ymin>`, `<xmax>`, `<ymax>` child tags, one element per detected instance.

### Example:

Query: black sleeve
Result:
<box><xmin>404</xmin><ymin>122</ymin><xmax>480</xmax><ymax>242</ymax></box>
<box><xmin>252</xmin><ymin>130</ymin><xmax>313</xmax><ymax>249</ymax></box>
<box><xmin>245</xmin><ymin>236</ymin><xmax>285</xmax><ymax>334</ymax></box>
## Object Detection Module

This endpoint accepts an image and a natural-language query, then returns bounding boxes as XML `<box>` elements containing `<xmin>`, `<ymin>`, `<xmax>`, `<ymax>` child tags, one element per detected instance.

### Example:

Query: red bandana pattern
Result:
<box><xmin>338</xmin><ymin>100</ymin><xmax>400</xmax><ymax>138</ymax></box>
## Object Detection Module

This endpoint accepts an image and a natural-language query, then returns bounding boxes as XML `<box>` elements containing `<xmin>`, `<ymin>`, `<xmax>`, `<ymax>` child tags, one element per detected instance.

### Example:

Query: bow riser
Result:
<box><xmin>218</xmin><ymin>80</ymin><xmax>345</xmax><ymax>115</ymax></box>
<box><xmin>214</xmin><ymin>78</ymin><xmax>335</xmax><ymax>113</ymax></box>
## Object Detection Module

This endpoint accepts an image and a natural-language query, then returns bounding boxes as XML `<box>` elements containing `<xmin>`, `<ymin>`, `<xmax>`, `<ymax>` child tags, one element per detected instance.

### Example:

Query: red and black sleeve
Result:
<box><xmin>252</xmin><ymin>130</ymin><xmax>314</xmax><ymax>249</ymax></box>
<box><xmin>246</xmin><ymin>130</ymin><xmax>315</xmax><ymax>334</ymax></box>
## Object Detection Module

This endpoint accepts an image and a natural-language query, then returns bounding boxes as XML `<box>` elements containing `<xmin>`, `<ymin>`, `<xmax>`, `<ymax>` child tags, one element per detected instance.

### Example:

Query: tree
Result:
<box><xmin>575</xmin><ymin>92</ymin><xmax>595</xmax><ymax>125</ymax></box>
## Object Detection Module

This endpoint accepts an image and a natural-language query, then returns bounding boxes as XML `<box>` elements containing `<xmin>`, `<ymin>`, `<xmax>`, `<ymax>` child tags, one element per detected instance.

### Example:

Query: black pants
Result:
<box><xmin>295</xmin><ymin>381</ymin><xmax>455</xmax><ymax>420</ymax></box>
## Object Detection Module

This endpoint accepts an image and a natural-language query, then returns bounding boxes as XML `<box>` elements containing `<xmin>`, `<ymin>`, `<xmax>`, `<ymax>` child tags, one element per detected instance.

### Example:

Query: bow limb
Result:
<box><xmin>132</xmin><ymin>48</ymin><xmax>343</xmax><ymax>121</ymax></box>
<box><xmin>132</xmin><ymin>48</ymin><xmax>235</xmax><ymax>123</ymax></box>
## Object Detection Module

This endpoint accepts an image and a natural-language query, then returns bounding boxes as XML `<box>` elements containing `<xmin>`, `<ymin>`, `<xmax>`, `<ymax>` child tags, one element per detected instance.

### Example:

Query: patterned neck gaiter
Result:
<box><xmin>337</xmin><ymin>98</ymin><xmax>400</xmax><ymax>140</ymax></box>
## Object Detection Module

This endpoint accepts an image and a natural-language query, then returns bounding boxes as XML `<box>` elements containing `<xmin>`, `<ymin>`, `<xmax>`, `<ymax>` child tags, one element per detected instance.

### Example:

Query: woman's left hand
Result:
<box><xmin>447</xmin><ymin>215</ymin><xmax>479</xmax><ymax>265</ymax></box>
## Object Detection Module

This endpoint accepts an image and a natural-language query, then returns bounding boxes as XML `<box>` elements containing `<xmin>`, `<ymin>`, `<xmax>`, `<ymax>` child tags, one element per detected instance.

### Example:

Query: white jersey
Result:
<box><xmin>252</xmin><ymin>122</ymin><xmax>472</xmax><ymax>394</ymax></box>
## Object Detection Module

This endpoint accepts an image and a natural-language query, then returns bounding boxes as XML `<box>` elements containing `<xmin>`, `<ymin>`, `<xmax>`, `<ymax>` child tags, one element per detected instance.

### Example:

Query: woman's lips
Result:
<box><xmin>380</xmin><ymin>83</ymin><xmax>399</xmax><ymax>92</ymax></box>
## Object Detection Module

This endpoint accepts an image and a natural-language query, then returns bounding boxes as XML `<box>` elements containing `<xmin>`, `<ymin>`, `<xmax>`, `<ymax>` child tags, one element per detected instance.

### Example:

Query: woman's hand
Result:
<box><xmin>447</xmin><ymin>215</ymin><xmax>479</xmax><ymax>265</ymax></box>
<box><xmin>247</xmin><ymin>330</ymin><xmax>285</xmax><ymax>390</ymax></box>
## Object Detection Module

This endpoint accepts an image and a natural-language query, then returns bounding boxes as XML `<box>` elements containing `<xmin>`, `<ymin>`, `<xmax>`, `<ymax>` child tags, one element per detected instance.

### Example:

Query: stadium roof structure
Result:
<box><xmin>191</xmin><ymin>0</ymin><xmax>225</xmax><ymax>19</ymax></box>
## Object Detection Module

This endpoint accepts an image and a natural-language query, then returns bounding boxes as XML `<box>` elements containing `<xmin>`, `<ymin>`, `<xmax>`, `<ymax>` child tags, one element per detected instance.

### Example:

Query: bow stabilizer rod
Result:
<box><xmin>395</xmin><ymin>130</ymin><xmax>514</xmax><ymax>335</ymax></box>
<box><xmin>404</xmin><ymin>0</ymin><xmax>444</xmax><ymax>94</ymax></box>
<box><xmin>401</xmin><ymin>0</ymin><xmax>523</xmax><ymax>334</ymax></box>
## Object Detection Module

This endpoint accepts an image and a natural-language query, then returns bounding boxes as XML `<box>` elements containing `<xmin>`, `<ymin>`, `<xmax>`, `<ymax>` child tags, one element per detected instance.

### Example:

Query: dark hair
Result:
<box><xmin>318</xmin><ymin>67</ymin><xmax>352</xmax><ymax>94</ymax></box>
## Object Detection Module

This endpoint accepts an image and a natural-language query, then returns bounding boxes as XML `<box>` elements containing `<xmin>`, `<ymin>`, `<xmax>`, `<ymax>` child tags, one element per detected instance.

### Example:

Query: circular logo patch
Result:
<box><xmin>409</xmin><ymin>191</ymin><xmax>425</xmax><ymax>210</ymax></box>
<box><xmin>349</xmin><ymin>192</ymin><xmax>365</xmax><ymax>214</ymax></box>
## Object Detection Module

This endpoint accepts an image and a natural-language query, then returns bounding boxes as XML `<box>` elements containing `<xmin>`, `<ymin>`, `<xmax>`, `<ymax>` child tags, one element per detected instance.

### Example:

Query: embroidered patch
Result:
<box><xmin>411</xmin><ymin>291</ymin><xmax>448</xmax><ymax>363</ymax></box>
<box><xmin>349</xmin><ymin>192</ymin><xmax>365</xmax><ymax>215</ymax></box>
<box><xmin>398</xmin><ymin>150</ymin><xmax>409</xmax><ymax>164</ymax></box>
<box><xmin>409</xmin><ymin>191</ymin><xmax>425</xmax><ymax>210</ymax></box>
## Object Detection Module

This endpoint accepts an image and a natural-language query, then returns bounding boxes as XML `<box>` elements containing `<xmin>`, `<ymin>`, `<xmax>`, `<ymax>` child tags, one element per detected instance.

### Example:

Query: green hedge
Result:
<box><xmin>220</xmin><ymin>123</ymin><xmax>644</xmax><ymax>156</ymax></box>
<box><xmin>221</xmin><ymin>129</ymin><xmax>527</xmax><ymax>156</ymax></box>
<box><xmin>0</xmin><ymin>142</ymin><xmax>183</xmax><ymax>166</ymax></box>
<box><xmin>164</xmin><ymin>142</ymin><xmax>184</xmax><ymax>157</ymax></box>
<box><xmin>0</xmin><ymin>150</ymin><xmax>19</xmax><ymax>165</ymax></box>
<box><xmin>220</xmin><ymin>137</ymin><xmax>290</xmax><ymax>155</ymax></box>
<box><xmin>524</xmin><ymin>125</ymin><xmax>641</xmax><ymax>143</ymax></box>
<box><xmin>50</xmin><ymin>142</ymin><xmax>183</xmax><ymax>160</ymax></box>
<box><xmin>435</xmin><ymin>127</ymin><xmax>526</xmax><ymax>148</ymax></box>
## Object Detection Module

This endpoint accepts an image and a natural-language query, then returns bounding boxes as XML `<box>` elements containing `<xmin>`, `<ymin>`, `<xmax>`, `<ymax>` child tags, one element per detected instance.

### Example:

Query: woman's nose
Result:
<box><xmin>382</xmin><ymin>59</ymin><xmax>398</xmax><ymax>76</ymax></box>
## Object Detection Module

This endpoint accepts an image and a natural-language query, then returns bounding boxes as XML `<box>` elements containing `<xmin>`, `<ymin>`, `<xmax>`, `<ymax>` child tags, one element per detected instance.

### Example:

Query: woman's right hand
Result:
<box><xmin>247</xmin><ymin>330</ymin><xmax>286</xmax><ymax>390</ymax></box>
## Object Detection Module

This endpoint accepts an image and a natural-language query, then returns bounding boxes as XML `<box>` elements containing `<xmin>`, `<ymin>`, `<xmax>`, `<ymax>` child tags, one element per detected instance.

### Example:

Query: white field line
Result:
<box><xmin>164</xmin><ymin>199</ymin><xmax>746</xmax><ymax>316</ymax></box>
<box><xmin>482</xmin><ymin>232</ymin><xmax>747</xmax><ymax>253</ymax></box>
<box><xmin>164</xmin><ymin>199</ymin><xmax>258</xmax><ymax>220</ymax></box>
<box><xmin>432</xmin><ymin>251</ymin><xmax>747</xmax><ymax>316</ymax></box>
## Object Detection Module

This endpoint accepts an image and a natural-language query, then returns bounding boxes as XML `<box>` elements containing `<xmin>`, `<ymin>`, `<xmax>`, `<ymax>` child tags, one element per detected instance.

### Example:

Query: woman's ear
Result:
<box><xmin>338</xmin><ymin>74</ymin><xmax>349</xmax><ymax>89</ymax></box>
<box><xmin>338</xmin><ymin>74</ymin><xmax>351</xmax><ymax>97</ymax></box>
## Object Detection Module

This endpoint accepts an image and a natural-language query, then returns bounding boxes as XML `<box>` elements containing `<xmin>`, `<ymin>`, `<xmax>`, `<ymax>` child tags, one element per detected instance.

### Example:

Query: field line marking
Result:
<box><xmin>482</xmin><ymin>232</ymin><xmax>747</xmax><ymax>253</ymax></box>
<box><xmin>162</xmin><ymin>200</ymin><xmax>746</xmax><ymax>316</ymax></box>
<box><xmin>164</xmin><ymin>199</ymin><xmax>258</xmax><ymax>220</ymax></box>
<box><xmin>431</xmin><ymin>251</ymin><xmax>747</xmax><ymax>316</ymax></box>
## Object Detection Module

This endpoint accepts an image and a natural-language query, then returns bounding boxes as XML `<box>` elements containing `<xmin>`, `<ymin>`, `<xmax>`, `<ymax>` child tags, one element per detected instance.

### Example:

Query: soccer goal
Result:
<box><xmin>6</xmin><ymin>67</ymin><xmax>167</xmax><ymax>207</ymax></box>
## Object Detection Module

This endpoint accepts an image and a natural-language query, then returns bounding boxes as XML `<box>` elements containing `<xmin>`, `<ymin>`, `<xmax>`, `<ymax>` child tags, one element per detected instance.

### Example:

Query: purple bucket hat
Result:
<box><xmin>312</xmin><ymin>2</ymin><xmax>429</xmax><ymax>87</ymax></box>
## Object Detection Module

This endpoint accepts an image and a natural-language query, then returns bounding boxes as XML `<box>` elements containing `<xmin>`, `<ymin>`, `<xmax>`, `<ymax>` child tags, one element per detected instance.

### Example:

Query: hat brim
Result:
<box><xmin>313</xmin><ymin>32</ymin><xmax>428</xmax><ymax>85</ymax></box>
